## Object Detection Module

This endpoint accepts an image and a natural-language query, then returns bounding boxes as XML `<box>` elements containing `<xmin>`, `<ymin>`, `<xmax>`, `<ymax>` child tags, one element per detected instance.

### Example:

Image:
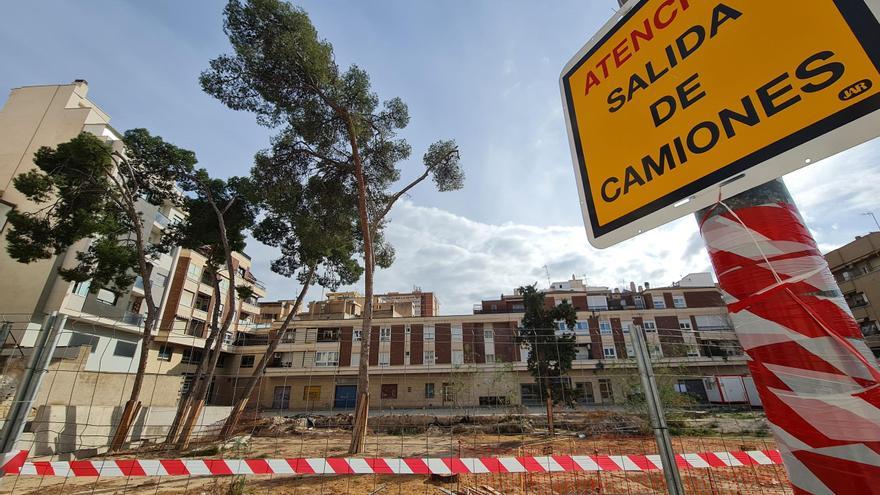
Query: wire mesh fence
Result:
<box><xmin>0</xmin><ymin>313</ymin><xmax>793</xmax><ymax>494</ymax></box>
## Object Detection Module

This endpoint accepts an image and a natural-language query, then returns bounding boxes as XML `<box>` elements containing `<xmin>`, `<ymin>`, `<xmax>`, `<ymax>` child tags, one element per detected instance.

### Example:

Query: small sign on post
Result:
<box><xmin>561</xmin><ymin>0</ymin><xmax>880</xmax><ymax>248</ymax></box>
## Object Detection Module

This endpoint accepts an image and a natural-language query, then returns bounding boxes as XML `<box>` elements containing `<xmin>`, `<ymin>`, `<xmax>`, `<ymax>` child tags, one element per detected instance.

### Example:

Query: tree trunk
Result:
<box><xmin>219</xmin><ymin>264</ymin><xmax>316</xmax><ymax>439</ymax></box>
<box><xmin>545</xmin><ymin>386</ymin><xmax>555</xmax><ymax>436</ymax></box>
<box><xmin>165</xmin><ymin>276</ymin><xmax>225</xmax><ymax>445</ymax></box>
<box><xmin>346</xmin><ymin>115</ymin><xmax>375</xmax><ymax>455</ymax></box>
<box><xmin>109</xmin><ymin>200</ymin><xmax>159</xmax><ymax>452</ymax></box>
<box><xmin>175</xmin><ymin>191</ymin><xmax>239</xmax><ymax>450</ymax></box>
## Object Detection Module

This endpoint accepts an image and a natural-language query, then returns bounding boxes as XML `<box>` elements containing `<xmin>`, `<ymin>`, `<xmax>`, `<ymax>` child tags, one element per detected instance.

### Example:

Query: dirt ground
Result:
<box><xmin>0</xmin><ymin>411</ymin><xmax>791</xmax><ymax>495</ymax></box>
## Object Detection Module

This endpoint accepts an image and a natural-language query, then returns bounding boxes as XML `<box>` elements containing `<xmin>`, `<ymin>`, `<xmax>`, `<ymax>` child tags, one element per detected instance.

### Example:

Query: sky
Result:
<box><xmin>1</xmin><ymin>1</ymin><xmax>878</xmax><ymax>315</ymax></box>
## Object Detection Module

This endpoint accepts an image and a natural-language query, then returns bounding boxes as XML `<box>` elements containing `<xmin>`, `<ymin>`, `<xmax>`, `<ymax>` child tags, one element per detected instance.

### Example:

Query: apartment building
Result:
<box><xmin>300</xmin><ymin>290</ymin><xmax>439</xmax><ymax>320</ymax></box>
<box><xmin>216</xmin><ymin>273</ymin><xmax>746</xmax><ymax>411</ymax></box>
<box><xmin>825</xmin><ymin>232</ymin><xmax>880</xmax><ymax>355</ymax></box>
<box><xmin>0</xmin><ymin>81</ymin><xmax>266</xmax><ymax>379</ymax></box>
<box><xmin>144</xmin><ymin>249</ymin><xmax>267</xmax><ymax>392</ymax></box>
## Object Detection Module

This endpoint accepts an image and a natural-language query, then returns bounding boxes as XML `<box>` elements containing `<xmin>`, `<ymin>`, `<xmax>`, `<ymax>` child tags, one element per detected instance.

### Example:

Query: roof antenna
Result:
<box><xmin>543</xmin><ymin>265</ymin><xmax>552</xmax><ymax>288</ymax></box>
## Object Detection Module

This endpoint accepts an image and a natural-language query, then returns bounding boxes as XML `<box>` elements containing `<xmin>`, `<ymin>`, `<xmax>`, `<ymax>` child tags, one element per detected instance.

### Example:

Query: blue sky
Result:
<box><xmin>2</xmin><ymin>1</ymin><xmax>879</xmax><ymax>314</ymax></box>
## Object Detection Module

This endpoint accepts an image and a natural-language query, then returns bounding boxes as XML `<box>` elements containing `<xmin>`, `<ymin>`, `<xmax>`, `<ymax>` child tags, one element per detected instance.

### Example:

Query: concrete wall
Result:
<box><xmin>20</xmin><ymin>404</ymin><xmax>232</xmax><ymax>458</ymax></box>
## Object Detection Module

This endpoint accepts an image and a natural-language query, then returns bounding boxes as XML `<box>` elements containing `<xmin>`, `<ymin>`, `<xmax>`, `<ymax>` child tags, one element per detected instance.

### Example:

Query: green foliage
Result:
<box><xmin>246</xmin><ymin>134</ymin><xmax>362</xmax><ymax>290</ymax></box>
<box><xmin>201</xmin><ymin>0</ymin><xmax>464</xmax><ymax>278</ymax></box>
<box><xmin>5</xmin><ymin>130</ymin><xmax>196</xmax><ymax>293</ymax></box>
<box><xmin>517</xmin><ymin>285</ymin><xmax>579</xmax><ymax>406</ymax></box>
<box><xmin>162</xmin><ymin>170</ymin><xmax>256</xmax><ymax>271</ymax></box>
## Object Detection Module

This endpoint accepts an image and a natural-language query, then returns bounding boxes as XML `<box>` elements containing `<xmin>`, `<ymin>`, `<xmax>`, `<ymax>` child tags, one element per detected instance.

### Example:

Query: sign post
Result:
<box><xmin>696</xmin><ymin>178</ymin><xmax>880</xmax><ymax>494</ymax></box>
<box><xmin>562</xmin><ymin>1</ymin><xmax>880</xmax><ymax>492</ymax></box>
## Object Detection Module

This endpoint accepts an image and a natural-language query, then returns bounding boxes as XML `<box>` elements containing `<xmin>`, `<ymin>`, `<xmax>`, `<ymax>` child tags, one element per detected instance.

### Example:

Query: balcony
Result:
<box><xmin>122</xmin><ymin>311</ymin><xmax>145</xmax><ymax>327</ymax></box>
<box><xmin>154</xmin><ymin>211</ymin><xmax>171</xmax><ymax>228</ymax></box>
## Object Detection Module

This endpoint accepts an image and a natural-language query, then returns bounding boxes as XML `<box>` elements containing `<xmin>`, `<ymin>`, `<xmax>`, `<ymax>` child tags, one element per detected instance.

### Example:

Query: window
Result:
<box><xmin>425</xmin><ymin>383</ymin><xmax>435</xmax><ymax>399</ymax></box>
<box><xmin>479</xmin><ymin>396</ymin><xmax>510</xmax><ymax>406</ymax></box>
<box><xmin>484</xmin><ymin>329</ymin><xmax>494</xmax><ymax>340</ymax></box>
<box><xmin>512</xmin><ymin>303</ymin><xmax>524</xmax><ymax>311</ymax></box>
<box><xmin>186</xmin><ymin>319</ymin><xmax>206</xmax><ymax>338</ymax></box>
<box><xmin>72</xmin><ymin>280</ymin><xmax>91</xmax><ymax>297</ymax></box>
<box><xmin>622</xmin><ymin>321</ymin><xmax>632</xmax><ymax>333</ymax></box>
<box><xmin>424</xmin><ymin>326</ymin><xmax>435</xmax><ymax>341</ymax></box>
<box><xmin>69</xmin><ymin>332</ymin><xmax>98</xmax><ymax>353</ymax></box>
<box><xmin>180</xmin><ymin>290</ymin><xmax>195</xmax><ymax>307</ymax></box>
<box><xmin>599</xmin><ymin>320</ymin><xmax>612</xmax><ymax>335</ymax></box>
<box><xmin>223</xmin><ymin>331</ymin><xmax>234</xmax><ymax>345</ymax></box>
<box><xmin>672</xmin><ymin>294</ymin><xmax>687</xmax><ymax>308</ymax></box>
<box><xmin>186</xmin><ymin>263</ymin><xmax>201</xmax><ymax>281</ymax></box>
<box><xmin>423</xmin><ymin>350</ymin><xmax>436</xmax><ymax>365</ymax></box>
<box><xmin>575</xmin><ymin>321</ymin><xmax>588</xmax><ymax>331</ymax></box>
<box><xmin>452</xmin><ymin>350</ymin><xmax>464</xmax><ymax>366</ymax></box>
<box><xmin>556</xmin><ymin>321</ymin><xmax>567</xmax><ymax>331</ymax></box>
<box><xmin>0</xmin><ymin>200</ymin><xmax>12</xmax><ymax>232</ymax></box>
<box><xmin>180</xmin><ymin>373</ymin><xmax>194</xmax><ymax>395</ymax></box>
<box><xmin>643</xmin><ymin>320</ymin><xmax>657</xmax><ymax>332</ymax></box>
<box><xmin>442</xmin><ymin>382</ymin><xmax>455</xmax><ymax>402</ymax></box>
<box><xmin>694</xmin><ymin>315</ymin><xmax>729</xmax><ymax>330</ymax></box>
<box><xmin>679</xmin><ymin>319</ymin><xmax>693</xmax><ymax>331</ymax></box>
<box><xmin>238</xmin><ymin>266</ymin><xmax>247</xmax><ymax>278</ymax></box>
<box><xmin>379</xmin><ymin>327</ymin><xmax>391</xmax><ymax>342</ymax></box>
<box><xmin>633</xmin><ymin>295</ymin><xmax>645</xmax><ymax>309</ymax></box>
<box><xmin>201</xmin><ymin>270</ymin><xmax>214</xmax><ymax>285</ymax></box>
<box><xmin>599</xmin><ymin>379</ymin><xmax>614</xmax><ymax>401</ymax></box>
<box><xmin>686</xmin><ymin>345</ymin><xmax>700</xmax><ymax>357</ymax></box>
<box><xmin>405</xmin><ymin>325</ymin><xmax>411</xmax><ymax>334</ymax></box>
<box><xmin>485</xmin><ymin>354</ymin><xmax>495</xmax><ymax>364</ymax></box>
<box><xmin>576</xmin><ymin>382</ymin><xmax>595</xmax><ymax>404</ymax></box>
<box><xmin>315</xmin><ymin>351</ymin><xmax>339</xmax><ymax>367</ymax></box>
<box><xmin>303</xmin><ymin>386</ymin><xmax>320</xmax><ymax>401</ymax></box>
<box><xmin>626</xmin><ymin>343</ymin><xmax>635</xmax><ymax>357</ymax></box>
<box><xmin>603</xmin><ymin>345</ymin><xmax>617</xmax><ymax>359</ymax></box>
<box><xmin>851</xmin><ymin>292</ymin><xmax>870</xmax><ymax>307</ymax></box>
<box><xmin>649</xmin><ymin>343</ymin><xmax>663</xmax><ymax>358</ymax></box>
<box><xmin>281</xmin><ymin>330</ymin><xmax>296</xmax><ymax>343</ymax></box>
<box><xmin>842</xmin><ymin>271</ymin><xmax>853</xmax><ymax>281</ymax></box>
<box><xmin>353</xmin><ymin>328</ymin><xmax>362</xmax><ymax>342</ymax></box>
<box><xmin>588</xmin><ymin>295</ymin><xmax>608</xmax><ymax>310</ymax></box>
<box><xmin>652</xmin><ymin>295</ymin><xmax>666</xmax><ymax>309</ymax></box>
<box><xmin>378</xmin><ymin>352</ymin><xmax>390</xmax><ymax>367</ymax></box>
<box><xmin>194</xmin><ymin>293</ymin><xmax>211</xmax><ymax>312</ymax></box>
<box><xmin>241</xmin><ymin>355</ymin><xmax>255</xmax><ymax>368</ymax></box>
<box><xmin>317</xmin><ymin>328</ymin><xmax>340</xmax><ymax>342</ymax></box>
<box><xmin>381</xmin><ymin>384</ymin><xmax>398</xmax><ymax>399</ymax></box>
<box><xmin>182</xmin><ymin>348</ymin><xmax>203</xmax><ymax>364</ymax></box>
<box><xmin>158</xmin><ymin>345</ymin><xmax>172</xmax><ymax>361</ymax></box>
<box><xmin>451</xmin><ymin>324</ymin><xmax>463</xmax><ymax>342</ymax></box>
<box><xmin>96</xmin><ymin>289</ymin><xmax>118</xmax><ymax>305</ymax></box>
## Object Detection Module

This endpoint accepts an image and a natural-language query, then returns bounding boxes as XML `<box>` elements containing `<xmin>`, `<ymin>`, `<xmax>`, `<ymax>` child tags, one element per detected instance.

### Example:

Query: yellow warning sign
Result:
<box><xmin>561</xmin><ymin>0</ymin><xmax>880</xmax><ymax>247</ymax></box>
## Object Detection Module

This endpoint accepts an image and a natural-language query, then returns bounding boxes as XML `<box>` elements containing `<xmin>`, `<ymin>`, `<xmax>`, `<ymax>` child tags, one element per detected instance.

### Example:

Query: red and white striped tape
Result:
<box><xmin>1</xmin><ymin>449</ymin><xmax>783</xmax><ymax>477</ymax></box>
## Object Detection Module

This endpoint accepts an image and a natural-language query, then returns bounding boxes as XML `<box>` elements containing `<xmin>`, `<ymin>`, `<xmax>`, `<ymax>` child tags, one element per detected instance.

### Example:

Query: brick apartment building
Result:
<box><xmin>825</xmin><ymin>231</ymin><xmax>880</xmax><ymax>355</ymax></box>
<box><xmin>214</xmin><ymin>274</ymin><xmax>747</xmax><ymax>411</ymax></box>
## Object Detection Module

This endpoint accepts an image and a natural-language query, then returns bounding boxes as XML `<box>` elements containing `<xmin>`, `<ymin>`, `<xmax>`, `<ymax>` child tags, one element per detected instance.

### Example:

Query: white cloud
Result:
<box><xmin>251</xmin><ymin>200</ymin><xmax>711</xmax><ymax>316</ymax></box>
<box><xmin>249</xmin><ymin>138</ymin><xmax>880</xmax><ymax>317</ymax></box>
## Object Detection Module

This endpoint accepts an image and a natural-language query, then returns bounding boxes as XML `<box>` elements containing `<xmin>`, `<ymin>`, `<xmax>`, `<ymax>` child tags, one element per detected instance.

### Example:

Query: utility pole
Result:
<box><xmin>862</xmin><ymin>212</ymin><xmax>880</xmax><ymax>231</ymax></box>
<box><xmin>630</xmin><ymin>324</ymin><xmax>684</xmax><ymax>495</ymax></box>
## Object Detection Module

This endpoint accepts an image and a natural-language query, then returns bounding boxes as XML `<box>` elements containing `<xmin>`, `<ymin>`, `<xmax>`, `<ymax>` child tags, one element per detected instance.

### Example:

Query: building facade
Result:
<box><xmin>825</xmin><ymin>232</ymin><xmax>880</xmax><ymax>355</ymax></box>
<box><xmin>0</xmin><ymin>82</ymin><xmax>265</xmax><ymax>379</ymax></box>
<box><xmin>216</xmin><ymin>273</ymin><xmax>747</xmax><ymax>411</ymax></box>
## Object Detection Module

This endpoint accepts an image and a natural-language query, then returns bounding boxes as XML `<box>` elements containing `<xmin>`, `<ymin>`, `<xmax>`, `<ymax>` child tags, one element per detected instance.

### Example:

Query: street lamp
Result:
<box><xmin>862</xmin><ymin>212</ymin><xmax>880</xmax><ymax>231</ymax></box>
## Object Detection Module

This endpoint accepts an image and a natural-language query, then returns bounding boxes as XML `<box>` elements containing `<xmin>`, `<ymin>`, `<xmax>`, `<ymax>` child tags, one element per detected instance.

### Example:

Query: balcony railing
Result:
<box><xmin>122</xmin><ymin>311</ymin><xmax>145</xmax><ymax>327</ymax></box>
<box><xmin>154</xmin><ymin>211</ymin><xmax>171</xmax><ymax>227</ymax></box>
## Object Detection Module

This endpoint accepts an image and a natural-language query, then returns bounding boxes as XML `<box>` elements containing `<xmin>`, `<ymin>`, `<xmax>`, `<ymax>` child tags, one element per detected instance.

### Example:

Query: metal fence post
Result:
<box><xmin>631</xmin><ymin>324</ymin><xmax>685</xmax><ymax>495</ymax></box>
<box><xmin>0</xmin><ymin>312</ymin><xmax>67</xmax><ymax>456</ymax></box>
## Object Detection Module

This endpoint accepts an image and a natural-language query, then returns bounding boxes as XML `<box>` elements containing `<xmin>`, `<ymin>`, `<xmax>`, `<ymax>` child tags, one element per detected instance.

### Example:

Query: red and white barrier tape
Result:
<box><xmin>0</xmin><ymin>449</ymin><xmax>783</xmax><ymax>477</ymax></box>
